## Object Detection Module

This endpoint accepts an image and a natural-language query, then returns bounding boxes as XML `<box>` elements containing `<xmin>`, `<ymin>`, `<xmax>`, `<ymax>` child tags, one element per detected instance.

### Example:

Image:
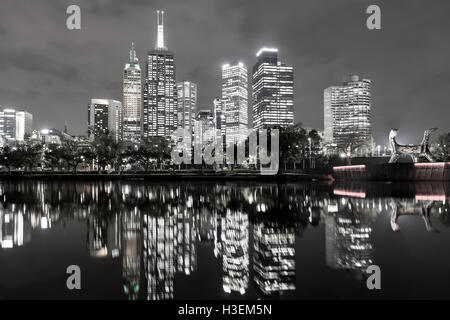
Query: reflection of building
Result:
<box><xmin>88</xmin><ymin>99</ymin><xmax>123</xmax><ymax>142</ymax></box>
<box><xmin>325</xmin><ymin>197</ymin><xmax>377</xmax><ymax>274</ymax></box>
<box><xmin>142</xmin><ymin>10</ymin><xmax>177</xmax><ymax>141</ymax></box>
<box><xmin>252</xmin><ymin>48</ymin><xmax>294</xmax><ymax>130</ymax></box>
<box><xmin>144</xmin><ymin>214</ymin><xmax>176</xmax><ymax>300</ymax></box>
<box><xmin>221</xmin><ymin>209</ymin><xmax>249</xmax><ymax>294</ymax></box>
<box><xmin>121</xmin><ymin>210</ymin><xmax>141</xmax><ymax>300</ymax></box>
<box><xmin>88</xmin><ymin>214</ymin><xmax>121</xmax><ymax>258</ymax></box>
<box><xmin>0</xmin><ymin>209</ymin><xmax>31</xmax><ymax>248</ymax></box>
<box><xmin>253</xmin><ymin>222</ymin><xmax>296</xmax><ymax>295</ymax></box>
<box><xmin>175</xmin><ymin>201</ymin><xmax>198</xmax><ymax>275</ymax></box>
<box><xmin>222</xmin><ymin>63</ymin><xmax>248</xmax><ymax>145</ymax></box>
<box><xmin>123</xmin><ymin>42</ymin><xmax>142</xmax><ymax>143</ymax></box>
<box><xmin>324</xmin><ymin>74</ymin><xmax>372</xmax><ymax>150</ymax></box>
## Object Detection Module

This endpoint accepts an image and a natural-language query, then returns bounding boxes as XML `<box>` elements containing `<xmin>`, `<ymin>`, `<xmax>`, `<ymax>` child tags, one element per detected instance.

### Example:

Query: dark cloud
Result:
<box><xmin>0</xmin><ymin>0</ymin><xmax>449</xmax><ymax>147</ymax></box>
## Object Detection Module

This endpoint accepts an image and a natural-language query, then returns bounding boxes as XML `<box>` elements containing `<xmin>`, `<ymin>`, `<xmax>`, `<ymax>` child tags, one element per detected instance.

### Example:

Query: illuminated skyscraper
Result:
<box><xmin>177</xmin><ymin>81</ymin><xmax>197</xmax><ymax>137</ymax></box>
<box><xmin>213</xmin><ymin>98</ymin><xmax>226</xmax><ymax>139</ymax></box>
<box><xmin>88</xmin><ymin>99</ymin><xmax>123</xmax><ymax>142</ymax></box>
<box><xmin>123</xmin><ymin>42</ymin><xmax>142</xmax><ymax>143</ymax></box>
<box><xmin>194</xmin><ymin>110</ymin><xmax>214</xmax><ymax>147</ymax></box>
<box><xmin>252</xmin><ymin>48</ymin><xmax>294</xmax><ymax>129</ymax></box>
<box><xmin>222</xmin><ymin>63</ymin><xmax>248</xmax><ymax>145</ymax></box>
<box><xmin>324</xmin><ymin>74</ymin><xmax>372</xmax><ymax>150</ymax></box>
<box><xmin>0</xmin><ymin>108</ymin><xmax>33</xmax><ymax>141</ymax></box>
<box><xmin>143</xmin><ymin>10</ymin><xmax>177</xmax><ymax>141</ymax></box>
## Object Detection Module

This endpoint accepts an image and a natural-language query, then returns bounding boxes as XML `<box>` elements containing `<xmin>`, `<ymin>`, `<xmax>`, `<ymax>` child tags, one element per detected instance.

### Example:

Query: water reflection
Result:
<box><xmin>1</xmin><ymin>180</ymin><xmax>450</xmax><ymax>299</ymax></box>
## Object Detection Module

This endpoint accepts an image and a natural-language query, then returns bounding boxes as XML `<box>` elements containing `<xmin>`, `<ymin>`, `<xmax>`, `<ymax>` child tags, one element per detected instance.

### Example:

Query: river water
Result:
<box><xmin>0</xmin><ymin>180</ymin><xmax>449</xmax><ymax>299</ymax></box>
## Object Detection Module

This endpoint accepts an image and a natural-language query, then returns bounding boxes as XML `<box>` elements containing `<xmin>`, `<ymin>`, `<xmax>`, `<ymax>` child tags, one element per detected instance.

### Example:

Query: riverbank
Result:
<box><xmin>0</xmin><ymin>171</ymin><xmax>333</xmax><ymax>181</ymax></box>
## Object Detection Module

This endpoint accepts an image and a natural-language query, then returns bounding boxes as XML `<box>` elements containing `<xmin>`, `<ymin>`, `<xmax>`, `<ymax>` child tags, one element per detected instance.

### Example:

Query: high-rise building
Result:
<box><xmin>123</xmin><ymin>42</ymin><xmax>142</xmax><ymax>143</ymax></box>
<box><xmin>88</xmin><ymin>99</ymin><xmax>123</xmax><ymax>142</ymax></box>
<box><xmin>143</xmin><ymin>10</ymin><xmax>177</xmax><ymax>141</ymax></box>
<box><xmin>194</xmin><ymin>110</ymin><xmax>214</xmax><ymax>147</ymax></box>
<box><xmin>324</xmin><ymin>74</ymin><xmax>372</xmax><ymax>151</ymax></box>
<box><xmin>0</xmin><ymin>108</ymin><xmax>33</xmax><ymax>141</ymax></box>
<box><xmin>213</xmin><ymin>98</ymin><xmax>226</xmax><ymax>139</ymax></box>
<box><xmin>252</xmin><ymin>48</ymin><xmax>294</xmax><ymax>130</ymax></box>
<box><xmin>177</xmin><ymin>81</ymin><xmax>197</xmax><ymax>139</ymax></box>
<box><xmin>222</xmin><ymin>63</ymin><xmax>248</xmax><ymax>145</ymax></box>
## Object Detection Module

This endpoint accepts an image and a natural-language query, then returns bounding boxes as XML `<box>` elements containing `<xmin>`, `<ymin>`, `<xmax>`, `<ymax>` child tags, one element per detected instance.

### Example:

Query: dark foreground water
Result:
<box><xmin>1</xmin><ymin>179</ymin><xmax>450</xmax><ymax>300</ymax></box>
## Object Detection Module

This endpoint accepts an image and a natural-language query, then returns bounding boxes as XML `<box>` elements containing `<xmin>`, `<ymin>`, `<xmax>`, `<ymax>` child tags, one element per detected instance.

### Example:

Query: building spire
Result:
<box><xmin>130</xmin><ymin>41</ymin><xmax>138</xmax><ymax>64</ymax></box>
<box><xmin>156</xmin><ymin>10</ymin><xmax>167</xmax><ymax>50</ymax></box>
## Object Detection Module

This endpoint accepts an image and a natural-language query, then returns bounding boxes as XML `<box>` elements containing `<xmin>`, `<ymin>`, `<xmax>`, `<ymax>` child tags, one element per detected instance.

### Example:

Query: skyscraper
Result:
<box><xmin>177</xmin><ymin>81</ymin><xmax>197</xmax><ymax>138</ymax></box>
<box><xmin>213</xmin><ymin>98</ymin><xmax>226</xmax><ymax>139</ymax></box>
<box><xmin>142</xmin><ymin>10</ymin><xmax>177</xmax><ymax>141</ymax></box>
<box><xmin>88</xmin><ymin>99</ymin><xmax>123</xmax><ymax>142</ymax></box>
<box><xmin>123</xmin><ymin>42</ymin><xmax>142</xmax><ymax>143</ymax></box>
<box><xmin>324</xmin><ymin>74</ymin><xmax>372</xmax><ymax>151</ymax></box>
<box><xmin>252</xmin><ymin>48</ymin><xmax>294</xmax><ymax>130</ymax></box>
<box><xmin>194</xmin><ymin>110</ymin><xmax>214</xmax><ymax>147</ymax></box>
<box><xmin>0</xmin><ymin>108</ymin><xmax>33</xmax><ymax>141</ymax></box>
<box><xmin>222</xmin><ymin>63</ymin><xmax>248</xmax><ymax>145</ymax></box>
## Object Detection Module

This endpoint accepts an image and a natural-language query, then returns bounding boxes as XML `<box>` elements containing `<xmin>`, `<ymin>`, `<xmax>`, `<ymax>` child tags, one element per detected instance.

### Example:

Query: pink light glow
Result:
<box><xmin>415</xmin><ymin>194</ymin><xmax>447</xmax><ymax>201</ymax></box>
<box><xmin>333</xmin><ymin>165</ymin><xmax>366</xmax><ymax>171</ymax></box>
<box><xmin>414</xmin><ymin>162</ymin><xmax>447</xmax><ymax>168</ymax></box>
<box><xmin>333</xmin><ymin>189</ymin><xmax>367</xmax><ymax>198</ymax></box>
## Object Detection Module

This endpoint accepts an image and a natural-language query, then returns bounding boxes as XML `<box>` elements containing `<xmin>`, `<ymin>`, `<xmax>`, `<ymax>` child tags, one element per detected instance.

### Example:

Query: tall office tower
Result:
<box><xmin>123</xmin><ymin>42</ymin><xmax>142</xmax><ymax>143</ymax></box>
<box><xmin>0</xmin><ymin>109</ymin><xmax>33</xmax><ymax>141</ymax></box>
<box><xmin>194</xmin><ymin>110</ymin><xmax>214</xmax><ymax>147</ymax></box>
<box><xmin>177</xmin><ymin>81</ymin><xmax>197</xmax><ymax>138</ymax></box>
<box><xmin>88</xmin><ymin>99</ymin><xmax>123</xmax><ymax>142</ymax></box>
<box><xmin>213</xmin><ymin>98</ymin><xmax>226</xmax><ymax>139</ymax></box>
<box><xmin>222</xmin><ymin>62</ymin><xmax>248</xmax><ymax>145</ymax></box>
<box><xmin>324</xmin><ymin>74</ymin><xmax>372</xmax><ymax>150</ymax></box>
<box><xmin>253</xmin><ymin>222</ymin><xmax>296</xmax><ymax>295</ymax></box>
<box><xmin>221</xmin><ymin>209</ymin><xmax>249</xmax><ymax>295</ymax></box>
<box><xmin>252</xmin><ymin>48</ymin><xmax>294</xmax><ymax>130</ymax></box>
<box><xmin>142</xmin><ymin>10</ymin><xmax>177</xmax><ymax>141</ymax></box>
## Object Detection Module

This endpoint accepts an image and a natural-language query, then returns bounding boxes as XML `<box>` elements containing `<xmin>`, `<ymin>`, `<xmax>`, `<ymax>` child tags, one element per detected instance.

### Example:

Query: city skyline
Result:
<box><xmin>0</xmin><ymin>1</ymin><xmax>450</xmax><ymax>146</ymax></box>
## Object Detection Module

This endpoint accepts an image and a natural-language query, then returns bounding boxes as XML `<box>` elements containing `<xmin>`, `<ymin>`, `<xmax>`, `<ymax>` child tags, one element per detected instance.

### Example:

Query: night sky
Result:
<box><xmin>0</xmin><ymin>0</ymin><xmax>449</xmax><ymax>146</ymax></box>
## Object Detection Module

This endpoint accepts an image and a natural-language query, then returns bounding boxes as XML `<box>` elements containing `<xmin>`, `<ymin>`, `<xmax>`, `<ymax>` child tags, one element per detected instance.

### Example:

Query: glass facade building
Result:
<box><xmin>177</xmin><ymin>81</ymin><xmax>197</xmax><ymax>139</ymax></box>
<box><xmin>0</xmin><ymin>108</ymin><xmax>33</xmax><ymax>141</ymax></box>
<box><xmin>123</xmin><ymin>42</ymin><xmax>142</xmax><ymax>143</ymax></box>
<box><xmin>323</xmin><ymin>74</ymin><xmax>372</xmax><ymax>150</ymax></box>
<box><xmin>88</xmin><ymin>99</ymin><xmax>123</xmax><ymax>142</ymax></box>
<box><xmin>143</xmin><ymin>10</ymin><xmax>177</xmax><ymax>141</ymax></box>
<box><xmin>252</xmin><ymin>48</ymin><xmax>294</xmax><ymax>130</ymax></box>
<box><xmin>221</xmin><ymin>63</ymin><xmax>248</xmax><ymax>146</ymax></box>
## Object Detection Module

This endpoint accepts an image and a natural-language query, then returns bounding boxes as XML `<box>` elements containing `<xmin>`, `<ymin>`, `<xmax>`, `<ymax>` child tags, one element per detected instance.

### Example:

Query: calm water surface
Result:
<box><xmin>1</xmin><ymin>180</ymin><xmax>450</xmax><ymax>300</ymax></box>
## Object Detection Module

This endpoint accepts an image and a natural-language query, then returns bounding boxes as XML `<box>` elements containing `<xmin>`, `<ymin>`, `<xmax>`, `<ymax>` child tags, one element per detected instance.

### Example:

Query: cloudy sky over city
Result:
<box><xmin>0</xmin><ymin>0</ymin><xmax>449</xmax><ymax>145</ymax></box>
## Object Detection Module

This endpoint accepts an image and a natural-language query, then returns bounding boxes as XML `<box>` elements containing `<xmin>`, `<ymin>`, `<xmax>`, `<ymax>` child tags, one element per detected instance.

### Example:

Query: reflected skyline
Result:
<box><xmin>1</xmin><ymin>180</ymin><xmax>450</xmax><ymax>299</ymax></box>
